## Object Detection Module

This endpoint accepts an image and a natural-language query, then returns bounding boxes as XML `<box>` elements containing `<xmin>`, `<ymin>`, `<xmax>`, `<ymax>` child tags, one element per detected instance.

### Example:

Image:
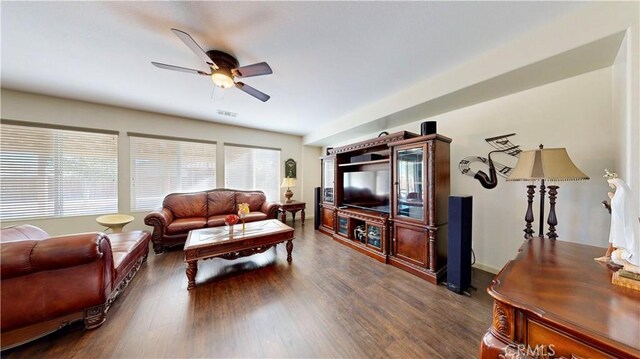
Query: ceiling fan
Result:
<box><xmin>152</xmin><ymin>28</ymin><xmax>273</xmax><ymax>102</ymax></box>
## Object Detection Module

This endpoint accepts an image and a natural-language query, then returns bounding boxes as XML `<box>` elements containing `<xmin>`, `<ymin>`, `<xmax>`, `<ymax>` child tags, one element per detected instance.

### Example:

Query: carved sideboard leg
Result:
<box><xmin>84</xmin><ymin>305</ymin><xmax>107</xmax><ymax>329</ymax></box>
<box><xmin>286</xmin><ymin>240</ymin><xmax>293</xmax><ymax>263</ymax></box>
<box><xmin>186</xmin><ymin>261</ymin><xmax>198</xmax><ymax>290</ymax></box>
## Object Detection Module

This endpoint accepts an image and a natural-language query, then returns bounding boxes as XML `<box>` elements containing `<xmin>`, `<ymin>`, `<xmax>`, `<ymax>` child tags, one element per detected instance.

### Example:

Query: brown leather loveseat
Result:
<box><xmin>0</xmin><ymin>224</ymin><xmax>151</xmax><ymax>350</ymax></box>
<box><xmin>144</xmin><ymin>188</ymin><xmax>278</xmax><ymax>254</ymax></box>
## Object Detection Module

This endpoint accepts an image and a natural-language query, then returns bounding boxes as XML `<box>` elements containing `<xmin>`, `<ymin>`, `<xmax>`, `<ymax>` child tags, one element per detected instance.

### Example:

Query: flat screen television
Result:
<box><xmin>343</xmin><ymin>170</ymin><xmax>390</xmax><ymax>213</ymax></box>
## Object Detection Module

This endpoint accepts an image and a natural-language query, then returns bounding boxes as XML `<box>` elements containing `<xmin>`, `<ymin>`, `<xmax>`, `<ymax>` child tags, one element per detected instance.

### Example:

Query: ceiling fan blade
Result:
<box><xmin>236</xmin><ymin>82</ymin><xmax>270</xmax><ymax>102</ymax></box>
<box><xmin>234</xmin><ymin>62</ymin><xmax>273</xmax><ymax>78</ymax></box>
<box><xmin>151</xmin><ymin>62</ymin><xmax>210</xmax><ymax>76</ymax></box>
<box><xmin>171</xmin><ymin>28</ymin><xmax>216</xmax><ymax>68</ymax></box>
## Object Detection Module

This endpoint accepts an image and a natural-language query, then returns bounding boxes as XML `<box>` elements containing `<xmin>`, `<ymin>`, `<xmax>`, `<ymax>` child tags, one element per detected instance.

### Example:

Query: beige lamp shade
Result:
<box><xmin>280</xmin><ymin>177</ymin><xmax>296</xmax><ymax>188</ymax></box>
<box><xmin>507</xmin><ymin>147</ymin><xmax>589</xmax><ymax>182</ymax></box>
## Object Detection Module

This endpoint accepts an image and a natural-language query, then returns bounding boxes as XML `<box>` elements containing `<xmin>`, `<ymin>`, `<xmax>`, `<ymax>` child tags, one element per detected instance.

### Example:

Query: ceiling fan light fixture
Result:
<box><xmin>153</xmin><ymin>29</ymin><xmax>271</xmax><ymax>101</ymax></box>
<box><xmin>211</xmin><ymin>68</ymin><xmax>234</xmax><ymax>88</ymax></box>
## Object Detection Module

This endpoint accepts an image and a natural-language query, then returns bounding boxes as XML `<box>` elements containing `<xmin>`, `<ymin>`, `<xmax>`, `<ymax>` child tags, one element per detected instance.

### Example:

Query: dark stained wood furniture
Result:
<box><xmin>318</xmin><ymin>131</ymin><xmax>451</xmax><ymax>284</ymax></box>
<box><xmin>388</xmin><ymin>134</ymin><xmax>451</xmax><ymax>283</ymax></box>
<box><xmin>277</xmin><ymin>201</ymin><xmax>306</xmax><ymax>224</ymax></box>
<box><xmin>479</xmin><ymin>237</ymin><xmax>640</xmax><ymax>358</ymax></box>
<box><xmin>183</xmin><ymin>219</ymin><xmax>294</xmax><ymax>290</ymax></box>
<box><xmin>319</xmin><ymin>155</ymin><xmax>337</xmax><ymax>236</ymax></box>
<box><xmin>334</xmin><ymin>207</ymin><xmax>389</xmax><ymax>262</ymax></box>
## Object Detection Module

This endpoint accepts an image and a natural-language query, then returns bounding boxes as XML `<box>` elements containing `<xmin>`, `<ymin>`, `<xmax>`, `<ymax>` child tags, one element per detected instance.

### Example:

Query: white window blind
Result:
<box><xmin>0</xmin><ymin>122</ymin><xmax>118</xmax><ymax>221</ymax></box>
<box><xmin>224</xmin><ymin>144</ymin><xmax>280</xmax><ymax>202</ymax></box>
<box><xmin>130</xmin><ymin>135</ymin><xmax>216</xmax><ymax>211</ymax></box>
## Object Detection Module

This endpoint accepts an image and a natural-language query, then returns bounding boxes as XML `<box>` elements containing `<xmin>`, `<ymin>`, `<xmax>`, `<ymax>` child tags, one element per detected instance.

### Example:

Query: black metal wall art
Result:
<box><xmin>458</xmin><ymin>133</ymin><xmax>521</xmax><ymax>189</ymax></box>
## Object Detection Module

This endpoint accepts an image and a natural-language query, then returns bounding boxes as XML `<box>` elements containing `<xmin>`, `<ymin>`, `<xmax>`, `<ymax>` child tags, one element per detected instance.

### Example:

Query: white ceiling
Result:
<box><xmin>1</xmin><ymin>1</ymin><xmax>586</xmax><ymax>138</ymax></box>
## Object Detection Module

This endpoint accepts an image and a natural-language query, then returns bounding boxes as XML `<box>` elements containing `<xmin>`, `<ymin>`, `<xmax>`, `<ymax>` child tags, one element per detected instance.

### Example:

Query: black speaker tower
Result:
<box><xmin>446</xmin><ymin>196</ymin><xmax>473</xmax><ymax>295</ymax></box>
<box><xmin>313</xmin><ymin>187</ymin><xmax>321</xmax><ymax>230</ymax></box>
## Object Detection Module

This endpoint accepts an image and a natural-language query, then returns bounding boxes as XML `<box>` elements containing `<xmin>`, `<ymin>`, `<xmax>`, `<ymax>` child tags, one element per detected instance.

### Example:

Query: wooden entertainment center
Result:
<box><xmin>319</xmin><ymin>131</ymin><xmax>451</xmax><ymax>283</ymax></box>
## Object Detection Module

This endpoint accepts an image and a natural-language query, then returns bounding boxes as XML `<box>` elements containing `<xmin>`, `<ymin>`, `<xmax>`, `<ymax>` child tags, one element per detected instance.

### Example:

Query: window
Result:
<box><xmin>130</xmin><ymin>134</ymin><xmax>216</xmax><ymax>211</ymax></box>
<box><xmin>0</xmin><ymin>121</ymin><xmax>118</xmax><ymax>221</ymax></box>
<box><xmin>224</xmin><ymin>144</ymin><xmax>281</xmax><ymax>202</ymax></box>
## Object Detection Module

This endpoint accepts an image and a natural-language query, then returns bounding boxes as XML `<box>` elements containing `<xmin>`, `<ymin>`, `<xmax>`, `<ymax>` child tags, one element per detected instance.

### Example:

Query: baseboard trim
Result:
<box><xmin>473</xmin><ymin>262</ymin><xmax>500</xmax><ymax>275</ymax></box>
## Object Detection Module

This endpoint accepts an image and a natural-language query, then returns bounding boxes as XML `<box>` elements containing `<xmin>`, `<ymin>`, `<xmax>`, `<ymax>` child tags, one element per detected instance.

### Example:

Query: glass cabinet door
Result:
<box><xmin>366</xmin><ymin>224</ymin><xmax>382</xmax><ymax>249</ymax></box>
<box><xmin>337</xmin><ymin>216</ymin><xmax>349</xmax><ymax>237</ymax></box>
<box><xmin>322</xmin><ymin>157</ymin><xmax>335</xmax><ymax>204</ymax></box>
<box><xmin>395</xmin><ymin>146</ymin><xmax>424</xmax><ymax>221</ymax></box>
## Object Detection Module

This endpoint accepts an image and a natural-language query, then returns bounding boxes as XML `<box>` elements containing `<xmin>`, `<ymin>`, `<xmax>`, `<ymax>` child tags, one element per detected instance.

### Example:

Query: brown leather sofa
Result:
<box><xmin>144</xmin><ymin>188</ymin><xmax>278</xmax><ymax>254</ymax></box>
<box><xmin>0</xmin><ymin>224</ymin><xmax>150</xmax><ymax>350</ymax></box>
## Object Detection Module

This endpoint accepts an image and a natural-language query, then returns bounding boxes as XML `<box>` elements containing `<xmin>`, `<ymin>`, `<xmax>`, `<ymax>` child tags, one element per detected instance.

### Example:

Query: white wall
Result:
<box><xmin>304</xmin><ymin>2</ymin><xmax>639</xmax><ymax>147</ymax></box>
<box><xmin>1</xmin><ymin>89</ymin><xmax>322</xmax><ymax>235</ymax></box>
<box><xmin>318</xmin><ymin>2</ymin><xmax>640</xmax><ymax>273</ymax></box>
<box><xmin>612</xmin><ymin>24</ymin><xmax>640</xmax><ymax>207</ymax></box>
<box><xmin>328</xmin><ymin>68</ymin><xmax>615</xmax><ymax>273</ymax></box>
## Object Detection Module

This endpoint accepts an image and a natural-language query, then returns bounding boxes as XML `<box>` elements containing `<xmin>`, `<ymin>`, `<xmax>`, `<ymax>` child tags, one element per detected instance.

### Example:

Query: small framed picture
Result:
<box><xmin>285</xmin><ymin>158</ymin><xmax>297</xmax><ymax>178</ymax></box>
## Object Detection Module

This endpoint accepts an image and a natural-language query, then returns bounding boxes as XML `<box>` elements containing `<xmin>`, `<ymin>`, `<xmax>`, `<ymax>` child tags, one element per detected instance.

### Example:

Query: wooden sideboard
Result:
<box><xmin>479</xmin><ymin>237</ymin><xmax>640</xmax><ymax>359</ymax></box>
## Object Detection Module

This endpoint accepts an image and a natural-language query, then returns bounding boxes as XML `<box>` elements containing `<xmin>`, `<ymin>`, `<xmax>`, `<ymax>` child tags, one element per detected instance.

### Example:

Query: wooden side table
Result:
<box><xmin>277</xmin><ymin>201</ymin><xmax>306</xmax><ymax>224</ymax></box>
<box><xmin>96</xmin><ymin>214</ymin><xmax>135</xmax><ymax>233</ymax></box>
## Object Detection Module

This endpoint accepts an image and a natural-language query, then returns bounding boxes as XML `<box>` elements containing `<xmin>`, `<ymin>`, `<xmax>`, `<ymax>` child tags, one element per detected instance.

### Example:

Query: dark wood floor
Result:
<box><xmin>3</xmin><ymin>221</ymin><xmax>495</xmax><ymax>358</ymax></box>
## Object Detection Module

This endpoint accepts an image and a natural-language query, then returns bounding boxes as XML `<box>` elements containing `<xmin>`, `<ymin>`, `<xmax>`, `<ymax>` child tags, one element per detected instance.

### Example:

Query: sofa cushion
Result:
<box><xmin>0</xmin><ymin>224</ymin><xmax>49</xmax><ymax>243</ymax></box>
<box><xmin>0</xmin><ymin>240</ymin><xmax>38</xmax><ymax>279</ymax></box>
<box><xmin>163</xmin><ymin>192</ymin><xmax>207</xmax><ymax>218</ymax></box>
<box><xmin>166</xmin><ymin>217</ymin><xmax>207</xmax><ymax>235</ymax></box>
<box><xmin>243</xmin><ymin>212</ymin><xmax>268</xmax><ymax>223</ymax></box>
<box><xmin>235</xmin><ymin>192</ymin><xmax>266</xmax><ymax>212</ymax></box>
<box><xmin>31</xmin><ymin>234</ymin><xmax>104</xmax><ymax>271</ymax></box>
<box><xmin>109</xmin><ymin>231</ymin><xmax>150</xmax><ymax>283</ymax></box>
<box><xmin>207</xmin><ymin>191</ymin><xmax>235</xmax><ymax>216</ymax></box>
<box><xmin>206</xmin><ymin>214</ymin><xmax>228</xmax><ymax>227</ymax></box>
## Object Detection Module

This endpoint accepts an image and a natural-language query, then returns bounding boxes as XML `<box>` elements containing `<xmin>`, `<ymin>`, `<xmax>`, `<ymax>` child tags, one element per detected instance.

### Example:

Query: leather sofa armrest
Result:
<box><xmin>1</xmin><ymin>233</ymin><xmax>111</xmax><ymax>279</ymax></box>
<box><xmin>260</xmin><ymin>201</ymin><xmax>279</xmax><ymax>219</ymax></box>
<box><xmin>144</xmin><ymin>208</ymin><xmax>174</xmax><ymax>229</ymax></box>
<box><xmin>144</xmin><ymin>208</ymin><xmax>174</xmax><ymax>254</ymax></box>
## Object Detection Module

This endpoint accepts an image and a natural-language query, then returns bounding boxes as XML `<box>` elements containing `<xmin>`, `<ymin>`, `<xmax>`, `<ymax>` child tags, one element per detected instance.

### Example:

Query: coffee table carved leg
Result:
<box><xmin>186</xmin><ymin>261</ymin><xmax>198</xmax><ymax>290</ymax></box>
<box><xmin>301</xmin><ymin>209</ymin><xmax>305</xmax><ymax>224</ymax></box>
<box><xmin>286</xmin><ymin>240</ymin><xmax>293</xmax><ymax>263</ymax></box>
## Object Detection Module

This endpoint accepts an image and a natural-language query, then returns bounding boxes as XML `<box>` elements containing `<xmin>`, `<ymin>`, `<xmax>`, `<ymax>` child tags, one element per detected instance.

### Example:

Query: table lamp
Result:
<box><xmin>281</xmin><ymin>177</ymin><xmax>296</xmax><ymax>203</ymax></box>
<box><xmin>507</xmin><ymin>145</ymin><xmax>589</xmax><ymax>239</ymax></box>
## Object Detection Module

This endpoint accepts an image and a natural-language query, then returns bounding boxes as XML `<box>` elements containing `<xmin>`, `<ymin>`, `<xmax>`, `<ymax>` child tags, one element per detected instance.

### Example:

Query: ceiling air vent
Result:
<box><xmin>217</xmin><ymin>110</ymin><xmax>238</xmax><ymax>118</ymax></box>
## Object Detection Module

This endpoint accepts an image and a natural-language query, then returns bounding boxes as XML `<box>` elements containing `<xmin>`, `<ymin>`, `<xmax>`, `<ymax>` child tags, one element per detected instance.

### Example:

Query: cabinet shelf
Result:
<box><xmin>338</xmin><ymin>158</ymin><xmax>389</xmax><ymax>167</ymax></box>
<box><xmin>334</xmin><ymin>207</ymin><xmax>389</xmax><ymax>262</ymax></box>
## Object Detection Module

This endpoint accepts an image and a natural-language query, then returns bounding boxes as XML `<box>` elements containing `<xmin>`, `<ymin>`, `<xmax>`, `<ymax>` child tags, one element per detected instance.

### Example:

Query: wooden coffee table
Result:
<box><xmin>183</xmin><ymin>219</ymin><xmax>294</xmax><ymax>290</ymax></box>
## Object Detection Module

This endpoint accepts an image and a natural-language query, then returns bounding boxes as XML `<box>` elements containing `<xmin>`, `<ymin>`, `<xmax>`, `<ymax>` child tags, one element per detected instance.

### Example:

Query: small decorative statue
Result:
<box><xmin>595</xmin><ymin>169</ymin><xmax>640</xmax><ymax>273</ymax></box>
